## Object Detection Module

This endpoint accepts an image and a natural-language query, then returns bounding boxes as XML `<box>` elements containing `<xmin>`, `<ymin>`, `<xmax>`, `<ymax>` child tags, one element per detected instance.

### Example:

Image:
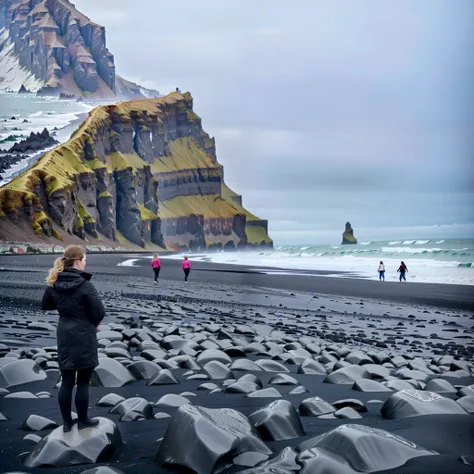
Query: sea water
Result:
<box><xmin>0</xmin><ymin>92</ymin><xmax>94</xmax><ymax>186</ymax></box>
<box><xmin>162</xmin><ymin>238</ymin><xmax>474</xmax><ymax>286</ymax></box>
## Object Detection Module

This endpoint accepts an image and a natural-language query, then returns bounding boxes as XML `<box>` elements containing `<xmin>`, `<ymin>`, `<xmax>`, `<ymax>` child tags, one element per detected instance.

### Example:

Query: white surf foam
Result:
<box><xmin>117</xmin><ymin>259</ymin><xmax>141</xmax><ymax>267</ymax></box>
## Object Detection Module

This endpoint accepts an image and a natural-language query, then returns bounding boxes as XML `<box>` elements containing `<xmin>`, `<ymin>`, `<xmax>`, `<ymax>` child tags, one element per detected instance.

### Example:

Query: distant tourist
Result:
<box><xmin>182</xmin><ymin>256</ymin><xmax>192</xmax><ymax>283</ymax></box>
<box><xmin>176</xmin><ymin>86</ymin><xmax>181</xmax><ymax>93</ymax></box>
<box><xmin>151</xmin><ymin>253</ymin><xmax>161</xmax><ymax>284</ymax></box>
<box><xmin>41</xmin><ymin>245</ymin><xmax>105</xmax><ymax>432</ymax></box>
<box><xmin>378</xmin><ymin>261</ymin><xmax>385</xmax><ymax>281</ymax></box>
<box><xmin>397</xmin><ymin>261</ymin><xmax>408</xmax><ymax>283</ymax></box>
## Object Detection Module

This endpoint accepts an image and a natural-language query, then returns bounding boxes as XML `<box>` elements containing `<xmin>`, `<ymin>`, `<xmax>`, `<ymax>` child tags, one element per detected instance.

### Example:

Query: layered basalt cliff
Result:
<box><xmin>0</xmin><ymin>92</ymin><xmax>272</xmax><ymax>249</ymax></box>
<box><xmin>0</xmin><ymin>0</ymin><xmax>156</xmax><ymax>98</ymax></box>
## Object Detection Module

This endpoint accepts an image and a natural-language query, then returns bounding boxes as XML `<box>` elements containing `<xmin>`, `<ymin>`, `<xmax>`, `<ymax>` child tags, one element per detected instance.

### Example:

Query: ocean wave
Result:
<box><xmin>436</xmin><ymin>240</ymin><xmax>445</xmax><ymax>244</ymax></box>
<box><xmin>359</xmin><ymin>241</ymin><xmax>372</xmax><ymax>245</ymax></box>
<box><xmin>402</xmin><ymin>240</ymin><xmax>415</xmax><ymax>245</ymax></box>
<box><xmin>28</xmin><ymin>111</ymin><xmax>43</xmax><ymax>118</ymax></box>
<box><xmin>389</xmin><ymin>241</ymin><xmax>401</xmax><ymax>245</ymax></box>
<box><xmin>415</xmin><ymin>240</ymin><xmax>430</xmax><ymax>244</ymax></box>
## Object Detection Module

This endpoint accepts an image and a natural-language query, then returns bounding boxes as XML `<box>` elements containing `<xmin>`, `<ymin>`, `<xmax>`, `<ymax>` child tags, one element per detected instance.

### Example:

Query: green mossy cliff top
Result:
<box><xmin>0</xmin><ymin>92</ymin><xmax>194</xmax><ymax>208</ymax></box>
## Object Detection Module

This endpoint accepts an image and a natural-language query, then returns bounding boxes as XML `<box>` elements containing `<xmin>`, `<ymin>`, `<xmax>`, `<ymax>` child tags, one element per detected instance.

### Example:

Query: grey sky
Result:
<box><xmin>77</xmin><ymin>0</ymin><xmax>474</xmax><ymax>243</ymax></box>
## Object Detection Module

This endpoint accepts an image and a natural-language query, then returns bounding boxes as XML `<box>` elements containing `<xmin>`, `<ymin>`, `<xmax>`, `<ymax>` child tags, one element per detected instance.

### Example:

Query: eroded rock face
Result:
<box><xmin>156</xmin><ymin>405</ymin><xmax>271</xmax><ymax>473</ymax></box>
<box><xmin>381</xmin><ymin>389</ymin><xmax>469</xmax><ymax>419</ymax></box>
<box><xmin>297</xmin><ymin>424</ymin><xmax>436</xmax><ymax>472</ymax></box>
<box><xmin>23</xmin><ymin>417</ymin><xmax>122</xmax><ymax>468</ymax></box>
<box><xmin>342</xmin><ymin>222</ymin><xmax>357</xmax><ymax>245</ymax></box>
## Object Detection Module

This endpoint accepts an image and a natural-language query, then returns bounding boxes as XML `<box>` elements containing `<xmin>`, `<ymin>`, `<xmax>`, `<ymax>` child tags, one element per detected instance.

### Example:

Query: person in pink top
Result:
<box><xmin>182</xmin><ymin>256</ymin><xmax>191</xmax><ymax>283</ymax></box>
<box><xmin>151</xmin><ymin>253</ymin><xmax>161</xmax><ymax>285</ymax></box>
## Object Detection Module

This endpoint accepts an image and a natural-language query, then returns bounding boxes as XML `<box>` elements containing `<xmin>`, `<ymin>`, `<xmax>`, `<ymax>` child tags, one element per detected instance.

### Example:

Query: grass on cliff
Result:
<box><xmin>246</xmin><ymin>224</ymin><xmax>272</xmax><ymax>244</ymax></box>
<box><xmin>151</xmin><ymin>137</ymin><xmax>218</xmax><ymax>174</ymax></box>
<box><xmin>221</xmin><ymin>182</ymin><xmax>261</xmax><ymax>221</ymax></box>
<box><xmin>137</xmin><ymin>203</ymin><xmax>159</xmax><ymax>221</ymax></box>
<box><xmin>159</xmin><ymin>194</ymin><xmax>242</xmax><ymax>220</ymax></box>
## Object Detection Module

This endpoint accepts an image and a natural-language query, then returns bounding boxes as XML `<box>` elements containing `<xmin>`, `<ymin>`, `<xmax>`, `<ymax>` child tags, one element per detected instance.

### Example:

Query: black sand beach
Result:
<box><xmin>0</xmin><ymin>253</ymin><xmax>473</xmax><ymax>474</ymax></box>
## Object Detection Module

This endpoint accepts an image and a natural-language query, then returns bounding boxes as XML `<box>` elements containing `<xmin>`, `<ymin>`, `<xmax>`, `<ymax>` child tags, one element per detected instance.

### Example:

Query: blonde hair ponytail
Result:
<box><xmin>47</xmin><ymin>257</ymin><xmax>65</xmax><ymax>286</ymax></box>
<box><xmin>46</xmin><ymin>245</ymin><xmax>86</xmax><ymax>287</ymax></box>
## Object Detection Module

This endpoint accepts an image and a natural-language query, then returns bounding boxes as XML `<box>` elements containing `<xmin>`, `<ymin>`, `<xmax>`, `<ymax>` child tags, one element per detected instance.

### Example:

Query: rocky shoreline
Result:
<box><xmin>0</xmin><ymin>254</ymin><xmax>473</xmax><ymax>473</ymax></box>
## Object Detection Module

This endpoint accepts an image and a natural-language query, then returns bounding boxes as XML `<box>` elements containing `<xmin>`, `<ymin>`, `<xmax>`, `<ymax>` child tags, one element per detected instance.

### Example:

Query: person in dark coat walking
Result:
<box><xmin>42</xmin><ymin>245</ymin><xmax>106</xmax><ymax>432</ymax></box>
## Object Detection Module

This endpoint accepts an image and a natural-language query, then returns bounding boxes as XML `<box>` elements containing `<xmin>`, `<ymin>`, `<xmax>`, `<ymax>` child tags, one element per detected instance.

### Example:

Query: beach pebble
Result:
<box><xmin>381</xmin><ymin>389</ymin><xmax>470</xmax><ymax>419</ymax></box>
<box><xmin>156</xmin><ymin>405</ymin><xmax>271</xmax><ymax>473</ymax></box>
<box><xmin>456</xmin><ymin>395</ymin><xmax>474</xmax><ymax>414</ymax></box>
<box><xmin>297</xmin><ymin>424</ymin><xmax>437</xmax><ymax>472</ymax></box>
<box><xmin>109</xmin><ymin>397</ymin><xmax>153</xmax><ymax>421</ymax></box>
<box><xmin>299</xmin><ymin>397</ymin><xmax>335</xmax><ymax>416</ymax></box>
<box><xmin>324</xmin><ymin>365</ymin><xmax>370</xmax><ymax>385</ymax></box>
<box><xmin>202</xmin><ymin>360</ymin><xmax>232</xmax><ymax>379</ymax></box>
<box><xmin>249</xmin><ymin>399</ymin><xmax>304</xmax><ymax>441</ymax></box>
<box><xmin>21</xmin><ymin>415</ymin><xmax>58</xmax><ymax>431</ymax></box>
<box><xmin>148</xmin><ymin>369</ymin><xmax>179</xmax><ymax>385</ymax></box>
<box><xmin>23</xmin><ymin>417</ymin><xmax>122</xmax><ymax>468</ymax></box>
<box><xmin>332</xmin><ymin>399</ymin><xmax>368</xmax><ymax>413</ymax></box>
<box><xmin>155</xmin><ymin>394</ymin><xmax>191</xmax><ymax>408</ymax></box>
<box><xmin>424</xmin><ymin>378</ymin><xmax>457</xmax><ymax>397</ymax></box>
<box><xmin>268</xmin><ymin>374</ymin><xmax>299</xmax><ymax>385</ymax></box>
<box><xmin>91</xmin><ymin>357</ymin><xmax>135</xmax><ymax>387</ymax></box>
<box><xmin>334</xmin><ymin>407</ymin><xmax>362</xmax><ymax>419</ymax></box>
<box><xmin>247</xmin><ymin>388</ymin><xmax>282</xmax><ymax>398</ymax></box>
<box><xmin>0</xmin><ymin>359</ymin><xmax>47</xmax><ymax>388</ymax></box>
<box><xmin>97</xmin><ymin>393</ymin><xmax>126</xmax><ymax>407</ymax></box>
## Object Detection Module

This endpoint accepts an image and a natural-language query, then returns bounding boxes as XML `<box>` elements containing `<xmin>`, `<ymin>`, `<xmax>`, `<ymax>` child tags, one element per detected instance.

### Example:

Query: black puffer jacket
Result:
<box><xmin>41</xmin><ymin>268</ymin><xmax>106</xmax><ymax>370</ymax></box>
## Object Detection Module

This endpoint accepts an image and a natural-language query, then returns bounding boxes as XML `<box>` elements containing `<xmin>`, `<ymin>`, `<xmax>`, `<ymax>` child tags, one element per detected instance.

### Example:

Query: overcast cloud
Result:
<box><xmin>77</xmin><ymin>0</ymin><xmax>474</xmax><ymax>243</ymax></box>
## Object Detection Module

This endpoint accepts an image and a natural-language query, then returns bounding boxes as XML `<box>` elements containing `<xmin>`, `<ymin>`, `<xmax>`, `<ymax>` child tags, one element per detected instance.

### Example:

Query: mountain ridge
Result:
<box><xmin>0</xmin><ymin>0</ymin><xmax>157</xmax><ymax>98</ymax></box>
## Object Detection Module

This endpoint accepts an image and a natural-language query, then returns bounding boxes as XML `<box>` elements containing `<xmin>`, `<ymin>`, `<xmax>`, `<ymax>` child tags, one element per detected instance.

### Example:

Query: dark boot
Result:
<box><xmin>78</xmin><ymin>417</ymin><xmax>99</xmax><ymax>430</ymax></box>
<box><xmin>63</xmin><ymin>420</ymin><xmax>74</xmax><ymax>433</ymax></box>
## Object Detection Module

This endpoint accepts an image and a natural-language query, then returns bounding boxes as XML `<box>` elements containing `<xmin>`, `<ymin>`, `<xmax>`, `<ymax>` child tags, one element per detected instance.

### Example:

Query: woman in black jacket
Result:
<box><xmin>42</xmin><ymin>245</ymin><xmax>106</xmax><ymax>432</ymax></box>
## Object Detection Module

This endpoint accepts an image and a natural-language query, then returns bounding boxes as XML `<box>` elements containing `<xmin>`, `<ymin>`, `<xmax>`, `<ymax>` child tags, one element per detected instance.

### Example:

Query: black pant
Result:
<box><xmin>153</xmin><ymin>267</ymin><xmax>160</xmax><ymax>281</ymax></box>
<box><xmin>184</xmin><ymin>269</ymin><xmax>190</xmax><ymax>281</ymax></box>
<box><xmin>58</xmin><ymin>367</ymin><xmax>94</xmax><ymax>424</ymax></box>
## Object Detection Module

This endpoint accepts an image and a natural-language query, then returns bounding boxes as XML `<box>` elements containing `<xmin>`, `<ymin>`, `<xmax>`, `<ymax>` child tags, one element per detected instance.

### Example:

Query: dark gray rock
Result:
<box><xmin>226</xmin><ymin>380</ymin><xmax>260</xmax><ymax>394</ymax></box>
<box><xmin>345</xmin><ymin>351</ymin><xmax>373</xmax><ymax>365</ymax></box>
<box><xmin>332</xmin><ymin>399</ymin><xmax>368</xmax><ymax>413</ymax></box>
<box><xmin>247</xmin><ymin>388</ymin><xmax>282</xmax><ymax>398</ymax></box>
<box><xmin>255</xmin><ymin>359</ymin><xmax>290</xmax><ymax>372</ymax></box>
<box><xmin>0</xmin><ymin>359</ymin><xmax>47</xmax><ymax>388</ymax></box>
<box><xmin>298</xmin><ymin>447</ymin><xmax>358</xmax><ymax>474</ymax></box>
<box><xmin>324</xmin><ymin>365</ymin><xmax>370</xmax><ymax>385</ymax></box>
<box><xmin>97</xmin><ymin>330</ymin><xmax>123</xmax><ymax>342</ymax></box>
<box><xmin>297</xmin><ymin>359</ymin><xmax>327</xmax><ymax>375</ymax></box>
<box><xmin>155</xmin><ymin>394</ymin><xmax>191</xmax><ymax>408</ymax></box>
<box><xmin>299</xmin><ymin>397</ymin><xmax>336</xmax><ymax>416</ymax></box>
<box><xmin>383</xmin><ymin>379</ymin><xmax>416</xmax><ymax>391</ymax></box>
<box><xmin>424</xmin><ymin>378</ymin><xmax>457</xmax><ymax>397</ymax></box>
<box><xmin>23</xmin><ymin>433</ymin><xmax>43</xmax><ymax>443</ymax></box>
<box><xmin>148</xmin><ymin>369</ymin><xmax>179</xmax><ymax>385</ymax></box>
<box><xmin>289</xmin><ymin>385</ymin><xmax>308</xmax><ymax>395</ymax></box>
<box><xmin>126</xmin><ymin>361</ymin><xmax>161</xmax><ymax>380</ymax></box>
<box><xmin>297</xmin><ymin>424</ymin><xmax>436</xmax><ymax>472</ymax></box>
<box><xmin>456</xmin><ymin>396</ymin><xmax>474</xmax><ymax>414</ymax></box>
<box><xmin>4</xmin><ymin>391</ymin><xmax>38</xmax><ymax>399</ymax></box>
<box><xmin>97</xmin><ymin>393</ymin><xmax>125</xmax><ymax>407</ymax></box>
<box><xmin>156</xmin><ymin>404</ymin><xmax>271</xmax><ymax>473</ymax></box>
<box><xmin>109</xmin><ymin>397</ymin><xmax>153</xmax><ymax>421</ymax></box>
<box><xmin>268</xmin><ymin>374</ymin><xmax>299</xmax><ymax>385</ymax></box>
<box><xmin>458</xmin><ymin>384</ymin><xmax>474</xmax><ymax>398</ymax></box>
<box><xmin>381</xmin><ymin>389</ymin><xmax>469</xmax><ymax>419</ymax></box>
<box><xmin>230</xmin><ymin>359</ymin><xmax>261</xmax><ymax>371</ymax></box>
<box><xmin>22</xmin><ymin>415</ymin><xmax>58</xmax><ymax>431</ymax></box>
<box><xmin>197</xmin><ymin>349</ymin><xmax>232</xmax><ymax>366</ymax></box>
<box><xmin>334</xmin><ymin>407</ymin><xmax>362</xmax><ymax>419</ymax></box>
<box><xmin>91</xmin><ymin>358</ymin><xmax>135</xmax><ymax>387</ymax></box>
<box><xmin>249</xmin><ymin>400</ymin><xmax>304</xmax><ymax>441</ymax></box>
<box><xmin>202</xmin><ymin>360</ymin><xmax>232</xmax><ymax>379</ymax></box>
<box><xmin>23</xmin><ymin>418</ymin><xmax>122</xmax><ymax>468</ymax></box>
<box><xmin>352</xmin><ymin>379</ymin><xmax>392</xmax><ymax>392</ymax></box>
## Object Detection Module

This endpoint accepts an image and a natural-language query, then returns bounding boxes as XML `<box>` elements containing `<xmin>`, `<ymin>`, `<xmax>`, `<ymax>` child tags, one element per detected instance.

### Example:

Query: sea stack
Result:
<box><xmin>342</xmin><ymin>221</ymin><xmax>357</xmax><ymax>244</ymax></box>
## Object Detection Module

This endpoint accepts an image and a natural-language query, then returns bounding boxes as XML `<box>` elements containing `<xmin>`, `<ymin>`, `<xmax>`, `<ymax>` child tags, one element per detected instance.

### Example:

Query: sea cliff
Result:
<box><xmin>0</xmin><ymin>92</ymin><xmax>272</xmax><ymax>250</ymax></box>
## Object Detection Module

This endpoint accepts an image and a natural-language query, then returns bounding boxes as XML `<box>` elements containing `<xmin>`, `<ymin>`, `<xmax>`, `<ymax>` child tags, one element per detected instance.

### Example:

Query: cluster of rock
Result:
<box><xmin>0</xmin><ymin>92</ymin><xmax>272</xmax><ymax>249</ymax></box>
<box><xmin>0</xmin><ymin>304</ymin><xmax>472</xmax><ymax>472</ymax></box>
<box><xmin>0</xmin><ymin>0</ymin><xmax>157</xmax><ymax>98</ymax></box>
<box><xmin>3</xmin><ymin>127</ymin><xmax>58</xmax><ymax>154</ymax></box>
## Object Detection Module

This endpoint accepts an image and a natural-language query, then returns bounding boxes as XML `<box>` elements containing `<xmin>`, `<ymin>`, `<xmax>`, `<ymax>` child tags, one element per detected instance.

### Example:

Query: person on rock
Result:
<box><xmin>397</xmin><ymin>261</ymin><xmax>408</xmax><ymax>283</ymax></box>
<box><xmin>182</xmin><ymin>256</ymin><xmax>192</xmax><ymax>283</ymax></box>
<box><xmin>41</xmin><ymin>245</ymin><xmax>105</xmax><ymax>432</ymax></box>
<box><xmin>151</xmin><ymin>253</ymin><xmax>161</xmax><ymax>285</ymax></box>
<box><xmin>378</xmin><ymin>261</ymin><xmax>385</xmax><ymax>281</ymax></box>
